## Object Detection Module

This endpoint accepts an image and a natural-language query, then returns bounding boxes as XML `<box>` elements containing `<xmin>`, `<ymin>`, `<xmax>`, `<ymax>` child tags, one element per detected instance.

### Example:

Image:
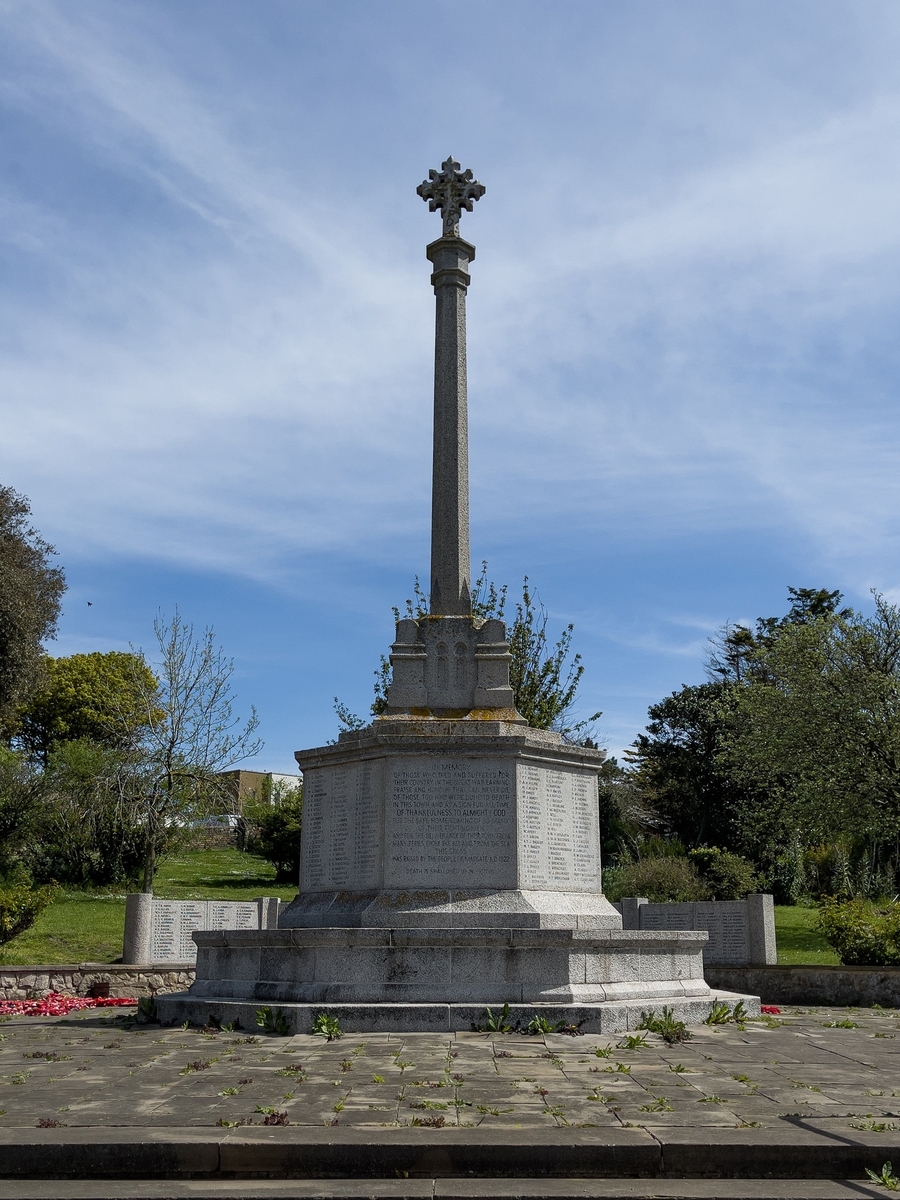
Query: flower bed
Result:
<box><xmin>0</xmin><ymin>992</ymin><xmax>136</xmax><ymax>1018</ymax></box>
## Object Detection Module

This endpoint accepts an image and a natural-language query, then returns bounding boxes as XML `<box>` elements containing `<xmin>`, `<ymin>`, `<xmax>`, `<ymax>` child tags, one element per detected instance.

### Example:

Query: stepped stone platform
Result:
<box><xmin>157</xmin><ymin>925</ymin><xmax>754</xmax><ymax>1033</ymax></box>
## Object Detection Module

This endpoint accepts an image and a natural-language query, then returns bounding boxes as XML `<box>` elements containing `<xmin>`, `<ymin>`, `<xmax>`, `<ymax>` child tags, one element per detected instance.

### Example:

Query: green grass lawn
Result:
<box><xmin>774</xmin><ymin>904</ymin><xmax>839</xmax><ymax>966</ymax></box>
<box><xmin>0</xmin><ymin>858</ymin><xmax>840</xmax><ymax>968</ymax></box>
<box><xmin>0</xmin><ymin>849</ymin><xmax>298</xmax><ymax>966</ymax></box>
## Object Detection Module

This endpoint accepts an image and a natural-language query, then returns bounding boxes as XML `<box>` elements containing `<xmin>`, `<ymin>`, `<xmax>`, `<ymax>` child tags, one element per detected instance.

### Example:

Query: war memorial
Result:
<box><xmin>158</xmin><ymin>160</ymin><xmax>757</xmax><ymax>1034</ymax></box>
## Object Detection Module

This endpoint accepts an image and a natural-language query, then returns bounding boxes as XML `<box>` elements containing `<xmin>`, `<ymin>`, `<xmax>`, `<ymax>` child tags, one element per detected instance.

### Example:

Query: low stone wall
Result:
<box><xmin>6</xmin><ymin>961</ymin><xmax>900</xmax><ymax>1009</ymax></box>
<box><xmin>706</xmin><ymin>964</ymin><xmax>900</xmax><ymax>1008</ymax></box>
<box><xmin>0</xmin><ymin>963</ymin><xmax>194</xmax><ymax>1001</ymax></box>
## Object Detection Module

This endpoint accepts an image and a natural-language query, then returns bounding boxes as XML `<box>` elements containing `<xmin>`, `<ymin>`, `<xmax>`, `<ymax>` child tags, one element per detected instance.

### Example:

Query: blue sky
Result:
<box><xmin>3</xmin><ymin>0</ymin><xmax>900</xmax><ymax>772</ymax></box>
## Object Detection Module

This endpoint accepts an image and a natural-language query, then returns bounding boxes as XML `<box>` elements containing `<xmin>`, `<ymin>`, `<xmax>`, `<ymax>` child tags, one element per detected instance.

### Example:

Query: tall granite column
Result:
<box><xmin>427</xmin><ymin>235</ymin><xmax>474</xmax><ymax>616</ymax></box>
<box><xmin>417</xmin><ymin>157</ymin><xmax>486</xmax><ymax>617</ymax></box>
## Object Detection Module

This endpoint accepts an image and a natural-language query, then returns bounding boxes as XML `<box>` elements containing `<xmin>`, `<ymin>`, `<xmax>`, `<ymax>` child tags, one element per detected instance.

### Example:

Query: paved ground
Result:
<box><xmin>0</xmin><ymin>1004</ymin><xmax>899</xmax><ymax>1134</ymax></box>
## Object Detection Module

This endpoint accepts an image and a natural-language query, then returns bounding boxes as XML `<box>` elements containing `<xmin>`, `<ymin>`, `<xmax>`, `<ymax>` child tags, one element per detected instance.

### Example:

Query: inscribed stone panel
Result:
<box><xmin>300</xmin><ymin>762</ymin><xmax>381</xmax><ymax>892</ymax></box>
<box><xmin>384</xmin><ymin>756</ymin><xmax>515</xmax><ymax>889</ymax></box>
<box><xmin>638</xmin><ymin>900</ymin><xmax>752</xmax><ymax>966</ymax></box>
<box><xmin>149</xmin><ymin>900</ymin><xmax>183</xmax><ymax>962</ymax></box>
<box><xmin>178</xmin><ymin>902</ymin><xmax>208</xmax><ymax>960</ymax></box>
<box><xmin>638</xmin><ymin>903</ymin><xmax>694</xmax><ymax>933</ymax></box>
<box><xmin>207</xmin><ymin>902</ymin><xmax>258</xmax><ymax>931</ymax></box>
<box><xmin>693</xmin><ymin>901</ymin><xmax>750</xmax><ymax>966</ymax></box>
<box><xmin>516</xmin><ymin>762</ymin><xmax>601</xmax><ymax>892</ymax></box>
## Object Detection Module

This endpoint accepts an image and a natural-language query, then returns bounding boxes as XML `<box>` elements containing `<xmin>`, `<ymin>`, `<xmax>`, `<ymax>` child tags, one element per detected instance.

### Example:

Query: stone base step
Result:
<box><xmin>0</xmin><ymin>1180</ymin><xmax>889</xmax><ymax>1199</ymax></box>
<box><xmin>1</xmin><ymin>1127</ymin><xmax>899</xmax><ymax>1185</ymax></box>
<box><xmin>155</xmin><ymin>992</ymin><xmax>757</xmax><ymax>1035</ymax></box>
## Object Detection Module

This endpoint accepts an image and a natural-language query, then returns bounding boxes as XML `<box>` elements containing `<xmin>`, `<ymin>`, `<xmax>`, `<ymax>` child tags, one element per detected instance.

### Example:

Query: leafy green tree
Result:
<box><xmin>628</xmin><ymin>682</ymin><xmax>750</xmax><ymax>852</ymax></box>
<box><xmin>16</xmin><ymin>651</ymin><xmax>159</xmax><ymax>763</ymax></box>
<box><xmin>707</xmin><ymin>587</ymin><xmax>852</xmax><ymax>684</ymax></box>
<box><xmin>26</xmin><ymin>739</ymin><xmax>147</xmax><ymax>888</ymax></box>
<box><xmin>244</xmin><ymin>783</ymin><xmax>303</xmax><ymax>882</ymax></box>
<box><xmin>0</xmin><ymin>485</ymin><xmax>65</xmax><ymax>738</ymax></box>
<box><xmin>630</xmin><ymin>588</ymin><xmax>862</xmax><ymax>885</ymax></box>
<box><xmin>597</xmin><ymin>756</ymin><xmax>659</xmax><ymax>865</ymax></box>
<box><xmin>722</xmin><ymin>594</ymin><xmax>900</xmax><ymax>862</ymax></box>
<box><xmin>0</xmin><ymin>748</ymin><xmax>44</xmax><ymax>878</ymax></box>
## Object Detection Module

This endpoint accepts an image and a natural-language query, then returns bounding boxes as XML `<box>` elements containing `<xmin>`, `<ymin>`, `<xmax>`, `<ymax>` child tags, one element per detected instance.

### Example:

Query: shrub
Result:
<box><xmin>689</xmin><ymin>847</ymin><xmax>758</xmax><ymax>900</ymax></box>
<box><xmin>243</xmin><ymin>786</ymin><xmax>302</xmax><ymax>883</ymax></box>
<box><xmin>604</xmin><ymin>855</ymin><xmax>709</xmax><ymax>903</ymax></box>
<box><xmin>25</xmin><ymin>740</ymin><xmax>146</xmax><ymax>887</ymax></box>
<box><xmin>0</xmin><ymin>883</ymin><xmax>55</xmax><ymax>945</ymax></box>
<box><xmin>818</xmin><ymin>898</ymin><xmax>900</xmax><ymax>966</ymax></box>
<box><xmin>0</xmin><ymin>749</ymin><xmax>43</xmax><ymax>877</ymax></box>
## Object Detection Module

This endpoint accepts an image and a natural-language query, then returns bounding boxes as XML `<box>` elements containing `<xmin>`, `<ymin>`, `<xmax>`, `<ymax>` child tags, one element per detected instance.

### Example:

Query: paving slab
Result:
<box><xmin>1</xmin><ymin>1006</ymin><xmax>900</xmax><ymax>1181</ymax></box>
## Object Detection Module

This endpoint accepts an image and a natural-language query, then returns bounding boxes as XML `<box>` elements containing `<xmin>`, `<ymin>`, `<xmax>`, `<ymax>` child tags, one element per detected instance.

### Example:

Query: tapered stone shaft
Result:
<box><xmin>427</xmin><ymin>235</ymin><xmax>474</xmax><ymax>616</ymax></box>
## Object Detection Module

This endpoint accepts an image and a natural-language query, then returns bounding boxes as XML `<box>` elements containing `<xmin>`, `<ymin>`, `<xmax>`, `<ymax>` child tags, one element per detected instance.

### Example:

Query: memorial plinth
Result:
<box><xmin>157</xmin><ymin>158</ymin><xmax>758</xmax><ymax>1033</ymax></box>
<box><xmin>279</xmin><ymin>717</ymin><xmax>621</xmax><ymax>929</ymax></box>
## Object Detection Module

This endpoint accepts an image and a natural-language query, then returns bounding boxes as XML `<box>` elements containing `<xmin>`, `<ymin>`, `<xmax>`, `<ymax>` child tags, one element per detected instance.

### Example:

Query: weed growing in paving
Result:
<box><xmin>854</xmin><ymin>1121</ymin><xmax>900</xmax><ymax>1132</ymax></box>
<box><xmin>179</xmin><ymin>1059</ymin><xmax>215</xmax><ymax>1074</ymax></box>
<box><xmin>311</xmin><ymin>1012</ymin><xmax>343</xmax><ymax>1040</ymax></box>
<box><xmin>669</xmin><ymin>1063</ymin><xmax>689</xmax><ymax>1074</ymax></box>
<box><xmin>866</xmin><ymin>1162</ymin><xmax>900</xmax><ymax>1191</ymax></box>
<box><xmin>824</xmin><ymin>1018</ymin><xmax>859</xmax><ymax>1029</ymax></box>
<box><xmin>256</xmin><ymin>1007</ymin><xmax>290</xmax><ymax>1036</ymax></box>
<box><xmin>476</xmin><ymin>1003</ymin><xmax>514</xmax><ymax>1033</ymax></box>
<box><xmin>639</xmin><ymin>1008</ymin><xmax>692</xmax><ymax>1045</ymax></box>
<box><xmin>592</xmin><ymin>1044</ymin><xmax>614</xmax><ymax>1058</ymax></box>
<box><xmin>276</xmin><ymin>1063</ymin><xmax>306</xmax><ymax>1079</ymax></box>
<box><xmin>639</xmin><ymin>1097</ymin><xmax>673</xmax><ymax>1112</ymax></box>
<box><xmin>617</xmin><ymin>1034</ymin><xmax>648</xmax><ymax>1050</ymax></box>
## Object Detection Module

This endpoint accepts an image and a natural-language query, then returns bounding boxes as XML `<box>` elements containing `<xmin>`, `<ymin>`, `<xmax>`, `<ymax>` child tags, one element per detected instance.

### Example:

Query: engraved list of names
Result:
<box><xmin>385</xmin><ymin>757</ymin><xmax>516</xmax><ymax>889</ymax></box>
<box><xmin>517</xmin><ymin>763</ymin><xmax>601</xmax><ymax>892</ymax></box>
<box><xmin>301</xmin><ymin>762</ymin><xmax>380</xmax><ymax>891</ymax></box>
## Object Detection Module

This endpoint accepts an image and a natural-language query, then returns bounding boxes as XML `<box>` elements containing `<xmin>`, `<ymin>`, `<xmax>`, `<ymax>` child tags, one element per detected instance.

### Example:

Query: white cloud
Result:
<box><xmin>1</xmin><ymin>0</ymin><xmax>900</xmax><ymax>609</ymax></box>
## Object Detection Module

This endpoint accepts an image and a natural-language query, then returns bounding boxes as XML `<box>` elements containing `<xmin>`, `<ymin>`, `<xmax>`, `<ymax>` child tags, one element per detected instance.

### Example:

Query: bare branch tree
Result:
<box><xmin>124</xmin><ymin>608</ymin><xmax>262</xmax><ymax>891</ymax></box>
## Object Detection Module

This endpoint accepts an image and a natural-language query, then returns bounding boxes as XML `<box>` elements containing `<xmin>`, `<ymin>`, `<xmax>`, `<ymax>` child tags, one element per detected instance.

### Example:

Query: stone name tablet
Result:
<box><xmin>620</xmin><ymin>895</ymin><xmax>776</xmax><ymax>966</ymax></box>
<box><xmin>517</xmin><ymin>762</ymin><xmax>601</xmax><ymax>892</ymax></box>
<box><xmin>302</xmin><ymin>761</ymin><xmax>380</xmax><ymax>891</ymax></box>
<box><xmin>123</xmin><ymin>895</ymin><xmax>281</xmax><ymax>964</ymax></box>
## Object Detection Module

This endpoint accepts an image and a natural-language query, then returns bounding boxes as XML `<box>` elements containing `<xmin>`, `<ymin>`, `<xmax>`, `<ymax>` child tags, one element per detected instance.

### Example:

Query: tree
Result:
<box><xmin>0</xmin><ymin>485</ymin><xmax>66</xmax><ymax>738</ymax></box>
<box><xmin>707</xmin><ymin>588</ymin><xmax>852</xmax><ymax>684</ymax></box>
<box><xmin>26</xmin><ymin>739</ymin><xmax>147</xmax><ymax>888</ymax></box>
<box><xmin>120</xmin><ymin>610</ymin><xmax>263</xmax><ymax>891</ymax></box>
<box><xmin>597</xmin><ymin>756</ymin><xmax>659</xmax><ymax>865</ymax></box>
<box><xmin>629</xmin><ymin>587</ymin><xmax>854</xmax><ymax>880</ymax></box>
<box><xmin>721</xmin><ymin>594</ymin><xmax>900</xmax><ymax>867</ymax></box>
<box><xmin>16</xmin><ymin>651</ymin><xmax>159</xmax><ymax>764</ymax></box>
<box><xmin>356</xmin><ymin>564</ymin><xmax>600</xmax><ymax>738</ymax></box>
<box><xmin>628</xmin><ymin>682</ymin><xmax>751</xmax><ymax>853</ymax></box>
<box><xmin>244</xmin><ymin>782</ymin><xmax>303</xmax><ymax>882</ymax></box>
<box><xmin>0</xmin><ymin>748</ymin><xmax>44</xmax><ymax>878</ymax></box>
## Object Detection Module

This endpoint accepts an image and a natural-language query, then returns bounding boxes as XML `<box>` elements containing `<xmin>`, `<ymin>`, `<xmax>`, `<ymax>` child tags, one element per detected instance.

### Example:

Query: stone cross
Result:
<box><xmin>417</xmin><ymin>156</ymin><xmax>486</xmax><ymax>238</ymax></box>
<box><xmin>418</xmin><ymin>157</ymin><xmax>485</xmax><ymax>616</ymax></box>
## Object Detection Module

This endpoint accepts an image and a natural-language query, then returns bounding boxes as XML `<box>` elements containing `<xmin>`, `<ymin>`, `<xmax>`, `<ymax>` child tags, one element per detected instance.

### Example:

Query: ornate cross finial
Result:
<box><xmin>417</xmin><ymin>156</ymin><xmax>485</xmax><ymax>237</ymax></box>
